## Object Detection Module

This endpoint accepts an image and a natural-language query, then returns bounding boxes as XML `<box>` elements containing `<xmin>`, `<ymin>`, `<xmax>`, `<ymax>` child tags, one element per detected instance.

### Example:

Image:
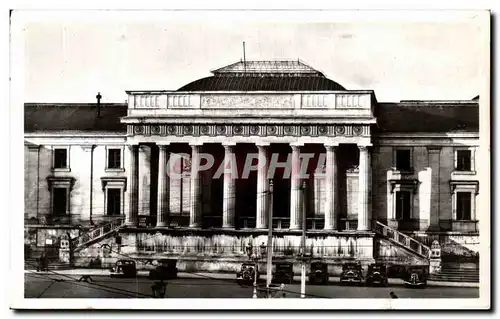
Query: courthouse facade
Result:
<box><xmin>24</xmin><ymin>61</ymin><xmax>480</xmax><ymax>270</ymax></box>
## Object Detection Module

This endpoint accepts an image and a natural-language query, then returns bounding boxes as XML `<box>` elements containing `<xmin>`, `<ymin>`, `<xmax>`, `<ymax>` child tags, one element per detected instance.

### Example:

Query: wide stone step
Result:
<box><xmin>429</xmin><ymin>274</ymin><xmax>479</xmax><ymax>283</ymax></box>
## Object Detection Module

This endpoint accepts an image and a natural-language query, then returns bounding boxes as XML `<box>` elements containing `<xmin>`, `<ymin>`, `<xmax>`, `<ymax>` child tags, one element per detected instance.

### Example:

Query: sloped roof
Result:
<box><xmin>24</xmin><ymin>100</ymin><xmax>479</xmax><ymax>134</ymax></box>
<box><xmin>24</xmin><ymin>103</ymin><xmax>128</xmax><ymax>133</ymax></box>
<box><xmin>177</xmin><ymin>75</ymin><xmax>346</xmax><ymax>91</ymax></box>
<box><xmin>177</xmin><ymin>60</ymin><xmax>346</xmax><ymax>91</ymax></box>
<box><xmin>377</xmin><ymin>101</ymin><xmax>479</xmax><ymax>133</ymax></box>
<box><xmin>212</xmin><ymin>60</ymin><xmax>323</xmax><ymax>75</ymax></box>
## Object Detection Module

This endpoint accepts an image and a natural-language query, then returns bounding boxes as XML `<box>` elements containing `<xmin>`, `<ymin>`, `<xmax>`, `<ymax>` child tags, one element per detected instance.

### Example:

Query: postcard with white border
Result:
<box><xmin>10</xmin><ymin>9</ymin><xmax>491</xmax><ymax>310</ymax></box>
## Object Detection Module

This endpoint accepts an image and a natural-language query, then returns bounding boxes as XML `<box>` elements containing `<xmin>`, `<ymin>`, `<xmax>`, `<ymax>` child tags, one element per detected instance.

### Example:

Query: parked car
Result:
<box><xmin>308</xmin><ymin>261</ymin><xmax>329</xmax><ymax>285</ymax></box>
<box><xmin>109</xmin><ymin>259</ymin><xmax>137</xmax><ymax>278</ymax></box>
<box><xmin>340</xmin><ymin>261</ymin><xmax>363</xmax><ymax>285</ymax></box>
<box><xmin>402</xmin><ymin>265</ymin><xmax>428</xmax><ymax>288</ymax></box>
<box><xmin>236</xmin><ymin>262</ymin><xmax>259</xmax><ymax>285</ymax></box>
<box><xmin>366</xmin><ymin>263</ymin><xmax>388</xmax><ymax>286</ymax></box>
<box><xmin>149</xmin><ymin>259</ymin><xmax>178</xmax><ymax>280</ymax></box>
<box><xmin>272</xmin><ymin>262</ymin><xmax>294</xmax><ymax>284</ymax></box>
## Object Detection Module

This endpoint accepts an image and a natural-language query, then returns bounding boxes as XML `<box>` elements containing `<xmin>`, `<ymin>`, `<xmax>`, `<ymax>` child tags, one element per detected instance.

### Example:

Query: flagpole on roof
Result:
<box><xmin>243</xmin><ymin>42</ymin><xmax>247</xmax><ymax>76</ymax></box>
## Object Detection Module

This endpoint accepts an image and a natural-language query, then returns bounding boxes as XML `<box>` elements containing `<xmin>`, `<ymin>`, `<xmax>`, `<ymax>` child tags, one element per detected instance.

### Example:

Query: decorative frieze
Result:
<box><xmin>129</xmin><ymin>124</ymin><xmax>371</xmax><ymax>138</ymax></box>
<box><xmin>201</xmin><ymin>94</ymin><xmax>294</xmax><ymax>109</ymax></box>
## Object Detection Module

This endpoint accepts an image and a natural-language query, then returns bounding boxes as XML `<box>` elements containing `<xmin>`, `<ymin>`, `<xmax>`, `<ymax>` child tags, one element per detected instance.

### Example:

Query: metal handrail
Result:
<box><xmin>71</xmin><ymin>217</ymin><xmax>125</xmax><ymax>249</ymax></box>
<box><xmin>373</xmin><ymin>221</ymin><xmax>431</xmax><ymax>258</ymax></box>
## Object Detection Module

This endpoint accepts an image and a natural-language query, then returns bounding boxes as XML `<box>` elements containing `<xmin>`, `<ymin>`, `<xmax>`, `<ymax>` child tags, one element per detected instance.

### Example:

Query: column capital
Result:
<box><xmin>157</xmin><ymin>142</ymin><xmax>171</xmax><ymax>146</ymax></box>
<box><xmin>427</xmin><ymin>147</ymin><xmax>442</xmax><ymax>153</ymax></box>
<box><xmin>80</xmin><ymin>145</ymin><xmax>96</xmax><ymax>152</ymax></box>
<box><xmin>358</xmin><ymin>144</ymin><xmax>371</xmax><ymax>151</ymax></box>
<box><xmin>138</xmin><ymin>144</ymin><xmax>151</xmax><ymax>152</ymax></box>
<box><xmin>324</xmin><ymin>143</ymin><xmax>339</xmax><ymax>151</ymax></box>
<box><xmin>223</xmin><ymin>142</ymin><xmax>237</xmax><ymax>149</ymax></box>
<box><xmin>290</xmin><ymin>142</ymin><xmax>304</xmax><ymax>148</ymax></box>
<box><xmin>255</xmin><ymin>142</ymin><xmax>270</xmax><ymax>147</ymax></box>
<box><xmin>126</xmin><ymin>144</ymin><xmax>139</xmax><ymax>151</ymax></box>
<box><xmin>189</xmin><ymin>142</ymin><xmax>204</xmax><ymax>147</ymax></box>
<box><xmin>26</xmin><ymin>144</ymin><xmax>41</xmax><ymax>151</ymax></box>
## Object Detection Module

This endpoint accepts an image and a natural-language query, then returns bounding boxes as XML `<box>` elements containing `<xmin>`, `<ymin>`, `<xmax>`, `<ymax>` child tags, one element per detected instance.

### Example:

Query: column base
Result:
<box><xmin>189</xmin><ymin>224</ymin><xmax>202</xmax><ymax>228</ymax></box>
<box><xmin>155</xmin><ymin>223</ymin><xmax>168</xmax><ymax>228</ymax></box>
<box><xmin>289</xmin><ymin>225</ymin><xmax>301</xmax><ymax>230</ymax></box>
<box><xmin>222</xmin><ymin>225</ymin><xmax>235</xmax><ymax>229</ymax></box>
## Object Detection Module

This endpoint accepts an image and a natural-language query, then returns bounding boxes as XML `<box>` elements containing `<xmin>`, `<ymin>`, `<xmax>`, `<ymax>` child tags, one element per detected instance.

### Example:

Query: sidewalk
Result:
<box><xmin>24</xmin><ymin>268</ymin><xmax>479</xmax><ymax>288</ymax></box>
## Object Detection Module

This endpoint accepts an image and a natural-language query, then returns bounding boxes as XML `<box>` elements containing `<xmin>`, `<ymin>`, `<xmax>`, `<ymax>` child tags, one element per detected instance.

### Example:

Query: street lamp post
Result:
<box><xmin>246</xmin><ymin>243</ymin><xmax>262</xmax><ymax>299</ymax></box>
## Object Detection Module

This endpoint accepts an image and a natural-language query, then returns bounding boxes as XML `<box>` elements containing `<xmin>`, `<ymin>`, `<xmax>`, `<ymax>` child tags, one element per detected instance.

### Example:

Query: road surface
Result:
<box><xmin>24</xmin><ymin>272</ymin><xmax>479</xmax><ymax>299</ymax></box>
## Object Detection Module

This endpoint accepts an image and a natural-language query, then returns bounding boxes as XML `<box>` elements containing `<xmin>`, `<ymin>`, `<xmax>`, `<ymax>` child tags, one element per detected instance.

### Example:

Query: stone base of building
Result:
<box><xmin>26</xmin><ymin>226</ymin><xmax>479</xmax><ymax>274</ymax></box>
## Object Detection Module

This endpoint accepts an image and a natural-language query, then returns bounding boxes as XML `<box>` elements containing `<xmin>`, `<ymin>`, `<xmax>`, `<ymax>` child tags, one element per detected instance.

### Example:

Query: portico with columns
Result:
<box><xmin>121</xmin><ymin>61</ymin><xmax>376</xmax><ymax>237</ymax></box>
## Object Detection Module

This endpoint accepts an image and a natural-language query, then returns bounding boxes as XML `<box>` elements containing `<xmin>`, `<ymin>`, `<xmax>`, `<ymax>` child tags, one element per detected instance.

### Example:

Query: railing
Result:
<box><xmin>306</xmin><ymin>217</ymin><xmax>325</xmax><ymax>230</ymax></box>
<box><xmin>168</xmin><ymin>215</ymin><xmax>190</xmax><ymax>227</ymax></box>
<box><xmin>386</xmin><ymin>219</ymin><xmax>426</xmax><ymax>231</ymax></box>
<box><xmin>71</xmin><ymin>217</ymin><xmax>125</xmax><ymax>250</ymax></box>
<box><xmin>442</xmin><ymin>220</ymin><xmax>479</xmax><ymax>233</ymax></box>
<box><xmin>272</xmin><ymin>217</ymin><xmax>290</xmax><ymax>229</ymax></box>
<box><xmin>373</xmin><ymin>221</ymin><xmax>431</xmax><ymax>259</ymax></box>
<box><xmin>35</xmin><ymin>215</ymin><xmax>73</xmax><ymax>226</ymax></box>
<box><xmin>129</xmin><ymin>92</ymin><xmax>373</xmax><ymax>110</ymax></box>
<box><xmin>340</xmin><ymin>218</ymin><xmax>358</xmax><ymax>231</ymax></box>
<box><xmin>202</xmin><ymin>216</ymin><xmax>222</xmax><ymax>228</ymax></box>
<box><xmin>138</xmin><ymin>215</ymin><xmax>157</xmax><ymax>228</ymax></box>
<box><xmin>238</xmin><ymin>217</ymin><xmax>257</xmax><ymax>229</ymax></box>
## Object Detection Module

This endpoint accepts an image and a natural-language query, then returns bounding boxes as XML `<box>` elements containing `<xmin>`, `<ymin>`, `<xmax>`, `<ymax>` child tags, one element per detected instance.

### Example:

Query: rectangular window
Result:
<box><xmin>395</xmin><ymin>149</ymin><xmax>411</xmax><ymax>171</ymax></box>
<box><xmin>456</xmin><ymin>150</ymin><xmax>472</xmax><ymax>171</ymax></box>
<box><xmin>395</xmin><ymin>191</ymin><xmax>411</xmax><ymax>220</ymax></box>
<box><xmin>456</xmin><ymin>192</ymin><xmax>471</xmax><ymax>220</ymax></box>
<box><xmin>54</xmin><ymin>149</ymin><xmax>68</xmax><ymax>169</ymax></box>
<box><xmin>52</xmin><ymin>187</ymin><xmax>67</xmax><ymax>215</ymax></box>
<box><xmin>107</xmin><ymin>188</ymin><xmax>121</xmax><ymax>216</ymax></box>
<box><xmin>107</xmin><ymin>148</ymin><xmax>122</xmax><ymax>169</ymax></box>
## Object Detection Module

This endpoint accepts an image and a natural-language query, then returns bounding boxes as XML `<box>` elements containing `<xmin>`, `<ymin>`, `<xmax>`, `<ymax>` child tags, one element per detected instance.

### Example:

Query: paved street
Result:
<box><xmin>25</xmin><ymin>272</ymin><xmax>479</xmax><ymax>299</ymax></box>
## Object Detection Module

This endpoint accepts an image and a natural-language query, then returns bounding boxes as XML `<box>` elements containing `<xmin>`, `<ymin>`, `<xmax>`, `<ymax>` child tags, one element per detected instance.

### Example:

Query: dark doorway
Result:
<box><xmin>269</xmin><ymin>144</ymin><xmax>291</xmax><ymax>219</ymax></box>
<box><xmin>107</xmin><ymin>188</ymin><xmax>121</xmax><ymax>216</ymax></box>
<box><xmin>235</xmin><ymin>144</ymin><xmax>257</xmax><ymax>228</ymax></box>
<box><xmin>52</xmin><ymin>188</ymin><xmax>67</xmax><ymax>216</ymax></box>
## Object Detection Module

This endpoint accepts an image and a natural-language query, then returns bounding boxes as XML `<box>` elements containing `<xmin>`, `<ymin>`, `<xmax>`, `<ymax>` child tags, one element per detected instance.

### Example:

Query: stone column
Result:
<box><xmin>289</xmin><ymin>144</ymin><xmax>302</xmax><ymax>230</ymax></box>
<box><xmin>324</xmin><ymin>144</ymin><xmax>338</xmax><ymax>230</ymax></box>
<box><xmin>189</xmin><ymin>144</ymin><xmax>202</xmax><ymax>228</ymax></box>
<box><xmin>156</xmin><ymin>144</ymin><xmax>170</xmax><ymax>227</ymax></box>
<box><xmin>357</xmin><ymin>145</ymin><xmax>371</xmax><ymax>231</ymax></box>
<box><xmin>256</xmin><ymin>143</ymin><xmax>270</xmax><ymax>229</ymax></box>
<box><xmin>126</xmin><ymin>144</ymin><xmax>139</xmax><ymax>226</ymax></box>
<box><xmin>223</xmin><ymin>144</ymin><xmax>236</xmax><ymax>228</ymax></box>
<box><xmin>138</xmin><ymin>145</ymin><xmax>151</xmax><ymax>216</ymax></box>
<box><xmin>427</xmin><ymin>147</ymin><xmax>442</xmax><ymax>231</ymax></box>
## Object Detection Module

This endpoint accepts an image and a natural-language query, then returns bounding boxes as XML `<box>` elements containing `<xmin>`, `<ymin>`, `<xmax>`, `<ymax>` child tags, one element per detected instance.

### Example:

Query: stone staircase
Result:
<box><xmin>71</xmin><ymin>217</ymin><xmax>125</xmax><ymax>252</ymax></box>
<box><xmin>428</xmin><ymin>263</ymin><xmax>480</xmax><ymax>283</ymax></box>
<box><xmin>373</xmin><ymin>221</ymin><xmax>431</xmax><ymax>263</ymax></box>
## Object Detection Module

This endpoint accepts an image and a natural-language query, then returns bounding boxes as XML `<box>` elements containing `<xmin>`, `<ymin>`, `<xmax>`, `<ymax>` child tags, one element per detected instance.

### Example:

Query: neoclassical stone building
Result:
<box><xmin>24</xmin><ymin>60</ymin><xmax>480</xmax><ymax>272</ymax></box>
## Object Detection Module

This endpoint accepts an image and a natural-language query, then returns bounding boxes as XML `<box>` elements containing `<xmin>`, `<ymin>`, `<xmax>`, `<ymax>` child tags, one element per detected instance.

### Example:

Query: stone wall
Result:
<box><xmin>74</xmin><ymin>230</ymin><xmax>376</xmax><ymax>274</ymax></box>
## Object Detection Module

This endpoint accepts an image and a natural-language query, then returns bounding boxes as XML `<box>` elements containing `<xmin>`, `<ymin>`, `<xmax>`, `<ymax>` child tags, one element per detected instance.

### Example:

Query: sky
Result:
<box><xmin>19</xmin><ymin>11</ymin><xmax>486</xmax><ymax>103</ymax></box>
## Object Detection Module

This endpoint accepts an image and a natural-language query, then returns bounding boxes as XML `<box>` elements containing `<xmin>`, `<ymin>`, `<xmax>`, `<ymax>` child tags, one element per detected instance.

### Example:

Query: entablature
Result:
<box><xmin>126</xmin><ymin>90</ymin><xmax>377</xmax><ymax>119</ymax></box>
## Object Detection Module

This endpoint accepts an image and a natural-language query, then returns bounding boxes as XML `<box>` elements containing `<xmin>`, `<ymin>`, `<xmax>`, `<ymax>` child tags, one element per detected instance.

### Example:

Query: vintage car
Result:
<box><xmin>272</xmin><ymin>262</ymin><xmax>294</xmax><ymax>284</ymax></box>
<box><xmin>110</xmin><ymin>259</ymin><xmax>137</xmax><ymax>278</ymax></box>
<box><xmin>402</xmin><ymin>265</ymin><xmax>428</xmax><ymax>288</ymax></box>
<box><xmin>148</xmin><ymin>259</ymin><xmax>178</xmax><ymax>280</ymax></box>
<box><xmin>308</xmin><ymin>261</ymin><xmax>329</xmax><ymax>285</ymax></box>
<box><xmin>236</xmin><ymin>262</ymin><xmax>259</xmax><ymax>285</ymax></box>
<box><xmin>366</xmin><ymin>263</ymin><xmax>388</xmax><ymax>286</ymax></box>
<box><xmin>340</xmin><ymin>261</ymin><xmax>363</xmax><ymax>284</ymax></box>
